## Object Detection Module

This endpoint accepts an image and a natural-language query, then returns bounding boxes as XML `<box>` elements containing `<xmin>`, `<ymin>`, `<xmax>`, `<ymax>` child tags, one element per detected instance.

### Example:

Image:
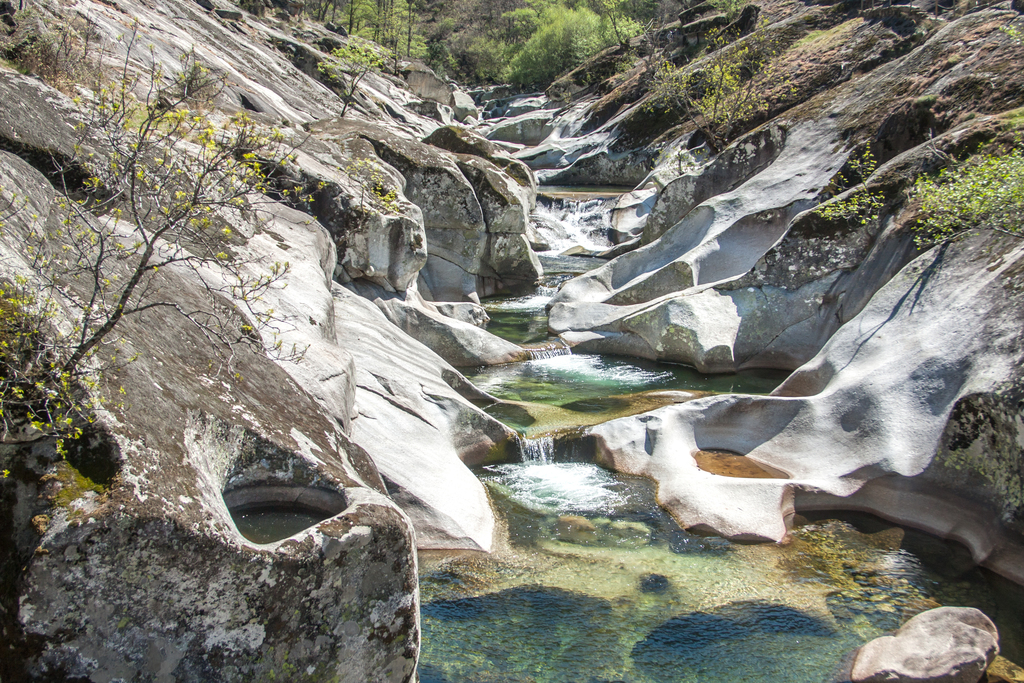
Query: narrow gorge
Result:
<box><xmin>1</xmin><ymin>0</ymin><xmax>1023</xmax><ymax>680</ymax></box>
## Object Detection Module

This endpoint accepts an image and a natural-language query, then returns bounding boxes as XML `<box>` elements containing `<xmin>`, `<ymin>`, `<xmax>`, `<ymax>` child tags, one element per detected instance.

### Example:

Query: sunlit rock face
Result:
<box><xmin>850</xmin><ymin>607</ymin><xmax>999</xmax><ymax>683</ymax></box>
<box><xmin>591</xmin><ymin>230</ymin><xmax>1024</xmax><ymax>582</ymax></box>
<box><xmin>0</xmin><ymin>147</ymin><xmax>420</xmax><ymax>680</ymax></box>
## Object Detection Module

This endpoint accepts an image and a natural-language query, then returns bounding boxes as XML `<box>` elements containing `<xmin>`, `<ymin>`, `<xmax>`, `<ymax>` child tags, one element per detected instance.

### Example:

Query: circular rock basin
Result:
<box><xmin>223</xmin><ymin>485</ymin><xmax>347</xmax><ymax>545</ymax></box>
<box><xmin>694</xmin><ymin>449</ymin><xmax>789</xmax><ymax>479</ymax></box>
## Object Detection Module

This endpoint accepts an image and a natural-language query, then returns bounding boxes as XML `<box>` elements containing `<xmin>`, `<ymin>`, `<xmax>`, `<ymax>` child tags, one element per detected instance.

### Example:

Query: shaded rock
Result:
<box><xmin>409</xmin><ymin>99</ymin><xmax>456</xmax><ymax>125</ymax></box>
<box><xmin>643</xmin><ymin>124</ymin><xmax>787</xmax><ymax>245</ymax></box>
<box><xmin>434</xmin><ymin>301</ymin><xmax>490</xmax><ymax>327</ymax></box>
<box><xmin>450</xmin><ymin>89</ymin><xmax>479</xmax><ymax>123</ymax></box>
<box><xmin>677</xmin><ymin>1</ymin><xmax>715</xmax><ymax>25</ymax></box>
<box><xmin>555</xmin><ymin>515</ymin><xmax>598</xmax><ymax>543</ymax></box>
<box><xmin>484</xmin><ymin>109</ymin><xmax>558</xmax><ymax>147</ymax></box>
<box><xmin>456</xmin><ymin>155</ymin><xmax>532</xmax><ymax>235</ymax></box>
<box><xmin>425</xmin><ymin>125</ymin><xmax>538</xmax><ymax>201</ymax></box>
<box><xmin>987</xmin><ymin>656</ymin><xmax>1024</xmax><ymax>683</ymax></box>
<box><xmin>639</xmin><ymin>573</ymin><xmax>670</xmax><ymax>593</ymax></box>
<box><xmin>851</xmin><ymin>607</ymin><xmax>998</xmax><ymax>683</ymax></box>
<box><xmin>371</xmin><ymin>290</ymin><xmax>529</xmax><ymax>367</ymax></box>
<box><xmin>725</xmin><ymin>4</ymin><xmax>760</xmax><ymax>36</ymax></box>
<box><xmin>283</xmin><ymin>133</ymin><xmax>428</xmax><ymax>293</ymax></box>
<box><xmin>213</xmin><ymin>6</ymin><xmax>243</xmax><ymax>20</ymax></box>
<box><xmin>401</xmin><ymin>61</ymin><xmax>452</xmax><ymax>104</ymax></box>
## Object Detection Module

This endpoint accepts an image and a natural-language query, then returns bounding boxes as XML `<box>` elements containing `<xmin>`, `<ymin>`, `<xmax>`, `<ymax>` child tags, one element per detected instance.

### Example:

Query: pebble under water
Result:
<box><xmin>419</xmin><ymin>462</ymin><xmax>1024</xmax><ymax>683</ymax></box>
<box><xmin>420</xmin><ymin>260</ymin><xmax>1024</xmax><ymax>682</ymax></box>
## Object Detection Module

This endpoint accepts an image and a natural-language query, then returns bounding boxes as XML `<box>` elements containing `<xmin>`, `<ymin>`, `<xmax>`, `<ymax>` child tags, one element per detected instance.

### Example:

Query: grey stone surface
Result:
<box><xmin>851</xmin><ymin>607</ymin><xmax>999</xmax><ymax>683</ymax></box>
<box><xmin>589</xmin><ymin>229</ymin><xmax>1024</xmax><ymax>570</ymax></box>
<box><xmin>0</xmin><ymin>150</ymin><xmax>419</xmax><ymax>680</ymax></box>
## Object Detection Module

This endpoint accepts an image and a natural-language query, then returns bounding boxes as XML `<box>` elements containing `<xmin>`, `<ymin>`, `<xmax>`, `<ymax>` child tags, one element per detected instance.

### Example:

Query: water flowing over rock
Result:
<box><xmin>591</xmin><ymin>230</ymin><xmax>1024</xmax><ymax>580</ymax></box>
<box><xmin>548</xmin><ymin>10</ymin><xmax>1024</xmax><ymax>373</ymax></box>
<box><xmin>3</xmin><ymin>0</ymin><xmax>1024</xmax><ymax>674</ymax></box>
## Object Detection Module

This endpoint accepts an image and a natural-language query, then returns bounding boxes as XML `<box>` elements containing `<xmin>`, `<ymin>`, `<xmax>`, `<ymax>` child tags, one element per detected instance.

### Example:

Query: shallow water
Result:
<box><xmin>426</xmin><ymin>269</ymin><xmax>1024</xmax><ymax>683</ymax></box>
<box><xmin>419</xmin><ymin>464</ymin><xmax>1024</xmax><ymax>683</ymax></box>
<box><xmin>231</xmin><ymin>508</ymin><xmax>329</xmax><ymax>544</ymax></box>
<box><xmin>464</xmin><ymin>353</ymin><xmax>787</xmax><ymax>408</ymax></box>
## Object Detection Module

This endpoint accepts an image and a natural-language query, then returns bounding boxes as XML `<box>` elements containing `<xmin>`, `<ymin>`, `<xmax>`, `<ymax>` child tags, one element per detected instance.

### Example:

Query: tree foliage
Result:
<box><xmin>646</xmin><ymin>23</ymin><xmax>787</xmax><ymax>152</ymax></box>
<box><xmin>502</xmin><ymin>4</ymin><xmax>632</xmax><ymax>85</ymax></box>
<box><xmin>0</xmin><ymin>43</ymin><xmax>300</xmax><ymax>453</ymax></box>
<box><xmin>318</xmin><ymin>38</ymin><xmax>392</xmax><ymax>116</ymax></box>
<box><xmin>813</xmin><ymin>145</ymin><xmax>885</xmax><ymax>226</ymax></box>
<box><xmin>913</xmin><ymin>146</ymin><xmax>1024</xmax><ymax>244</ymax></box>
<box><xmin>0</xmin><ymin>8</ymin><xmax>100</xmax><ymax>92</ymax></box>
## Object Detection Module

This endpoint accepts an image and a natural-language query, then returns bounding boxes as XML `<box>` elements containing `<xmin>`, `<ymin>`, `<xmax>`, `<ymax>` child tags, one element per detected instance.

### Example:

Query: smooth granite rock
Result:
<box><xmin>851</xmin><ymin>607</ymin><xmax>999</xmax><ymax>683</ymax></box>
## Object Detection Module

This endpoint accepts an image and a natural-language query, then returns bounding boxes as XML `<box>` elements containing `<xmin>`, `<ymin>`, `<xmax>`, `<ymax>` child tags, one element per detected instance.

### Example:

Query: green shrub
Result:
<box><xmin>914</xmin><ymin>146</ymin><xmax>1024</xmax><ymax>244</ymax></box>
<box><xmin>463</xmin><ymin>37</ymin><xmax>510</xmax><ymax>83</ymax></box>
<box><xmin>502</xmin><ymin>5</ymin><xmax>626</xmax><ymax>86</ymax></box>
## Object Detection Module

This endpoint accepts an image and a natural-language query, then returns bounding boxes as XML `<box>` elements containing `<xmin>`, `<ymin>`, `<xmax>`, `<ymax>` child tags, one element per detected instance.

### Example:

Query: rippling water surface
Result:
<box><xmin>419</xmin><ymin>463</ymin><xmax>1024</xmax><ymax>683</ymax></box>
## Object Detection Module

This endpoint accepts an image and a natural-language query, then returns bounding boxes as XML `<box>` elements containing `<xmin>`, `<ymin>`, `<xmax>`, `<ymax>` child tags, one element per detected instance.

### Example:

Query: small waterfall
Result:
<box><xmin>524</xmin><ymin>339</ymin><xmax>571</xmax><ymax>360</ymax></box>
<box><xmin>533</xmin><ymin>195</ymin><xmax>616</xmax><ymax>253</ymax></box>
<box><xmin>517</xmin><ymin>434</ymin><xmax>555</xmax><ymax>463</ymax></box>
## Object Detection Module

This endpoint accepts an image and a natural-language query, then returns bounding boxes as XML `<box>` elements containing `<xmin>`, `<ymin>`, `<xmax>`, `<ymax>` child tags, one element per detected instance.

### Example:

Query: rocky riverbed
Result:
<box><xmin>1</xmin><ymin>0</ymin><xmax>1024</xmax><ymax>679</ymax></box>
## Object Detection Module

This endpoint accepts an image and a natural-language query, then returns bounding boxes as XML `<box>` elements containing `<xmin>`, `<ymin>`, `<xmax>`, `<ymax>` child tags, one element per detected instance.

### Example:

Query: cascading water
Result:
<box><xmin>422</xmin><ymin>181</ymin><xmax>1024</xmax><ymax>683</ymax></box>
<box><xmin>532</xmin><ymin>193</ymin><xmax>617</xmax><ymax>254</ymax></box>
<box><xmin>523</xmin><ymin>339</ymin><xmax>571</xmax><ymax>360</ymax></box>
<box><xmin>517</xmin><ymin>434</ymin><xmax>554</xmax><ymax>463</ymax></box>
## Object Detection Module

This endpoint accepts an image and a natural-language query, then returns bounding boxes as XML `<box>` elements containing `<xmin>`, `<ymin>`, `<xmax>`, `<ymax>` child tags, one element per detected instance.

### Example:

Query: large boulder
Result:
<box><xmin>423</xmin><ymin>125</ymin><xmax>538</xmax><ymax>204</ymax></box>
<box><xmin>283</xmin><ymin>133</ymin><xmax>428</xmax><ymax>293</ymax></box>
<box><xmin>547</xmin><ymin>10</ymin><xmax>1024</xmax><ymax>371</ymax></box>
<box><xmin>0</xmin><ymin>151</ymin><xmax>419</xmax><ymax>680</ymax></box>
<box><xmin>589</xmin><ymin>228</ymin><xmax>1024</xmax><ymax>583</ymax></box>
<box><xmin>308</xmin><ymin>118</ymin><xmax>541</xmax><ymax>302</ymax></box>
<box><xmin>400</xmin><ymin>62</ymin><xmax>453</xmax><ymax>105</ymax></box>
<box><xmin>484</xmin><ymin>109</ymin><xmax>558</xmax><ymax>147</ymax></box>
<box><xmin>331</xmin><ymin>284</ymin><xmax>513</xmax><ymax>550</ymax></box>
<box><xmin>450</xmin><ymin>89</ymin><xmax>479</xmax><ymax>123</ymax></box>
<box><xmin>643</xmin><ymin>124</ymin><xmax>787</xmax><ymax>244</ymax></box>
<box><xmin>850</xmin><ymin>607</ymin><xmax>999</xmax><ymax>683</ymax></box>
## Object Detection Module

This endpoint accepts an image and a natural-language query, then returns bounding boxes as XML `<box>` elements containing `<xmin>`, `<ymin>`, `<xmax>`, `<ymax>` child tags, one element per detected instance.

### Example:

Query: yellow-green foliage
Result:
<box><xmin>913</xmin><ymin>145</ymin><xmax>1024</xmax><ymax>244</ymax></box>
<box><xmin>317</xmin><ymin>38</ymin><xmax>392</xmax><ymax>117</ymax></box>
<box><xmin>0</xmin><ymin>276</ymin><xmax>95</xmax><ymax>454</ymax></box>
<box><xmin>1</xmin><ymin>35</ymin><xmax>306</xmax><ymax>454</ymax></box>
<box><xmin>0</xmin><ymin>9</ymin><xmax>99</xmax><ymax>92</ymax></box>
<box><xmin>791</xmin><ymin>18</ymin><xmax>864</xmax><ymax>52</ymax></box>
<box><xmin>48</xmin><ymin>461</ymin><xmax>107</xmax><ymax>509</ymax></box>
<box><xmin>646</xmin><ymin>22</ymin><xmax>788</xmax><ymax>151</ymax></box>
<box><xmin>344</xmin><ymin>158</ymin><xmax>400</xmax><ymax>215</ymax></box>
<box><xmin>502</xmin><ymin>4</ymin><xmax>634</xmax><ymax>86</ymax></box>
<box><xmin>998</xmin><ymin>107</ymin><xmax>1024</xmax><ymax>132</ymax></box>
<box><xmin>813</xmin><ymin>144</ymin><xmax>885</xmax><ymax>226</ymax></box>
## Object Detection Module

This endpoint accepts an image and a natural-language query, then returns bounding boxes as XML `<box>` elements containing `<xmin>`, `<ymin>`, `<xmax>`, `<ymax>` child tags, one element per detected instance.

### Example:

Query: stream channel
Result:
<box><xmin>416</xmin><ymin>189</ymin><xmax>1024</xmax><ymax>683</ymax></box>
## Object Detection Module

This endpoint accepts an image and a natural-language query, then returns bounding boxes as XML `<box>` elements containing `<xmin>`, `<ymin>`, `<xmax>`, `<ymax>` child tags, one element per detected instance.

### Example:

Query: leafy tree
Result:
<box><xmin>0</xmin><ymin>9</ymin><xmax>100</xmax><ymax>92</ymax></box>
<box><xmin>0</xmin><ymin>44</ymin><xmax>299</xmax><ymax>454</ymax></box>
<box><xmin>913</xmin><ymin>146</ymin><xmax>1024</xmax><ymax>244</ymax></box>
<box><xmin>590</xmin><ymin>0</ymin><xmax>632</xmax><ymax>46</ymax></box>
<box><xmin>502</xmin><ymin>4</ymin><xmax>628</xmax><ymax>85</ymax></box>
<box><xmin>318</xmin><ymin>38</ymin><xmax>391</xmax><ymax>117</ymax></box>
<box><xmin>646</xmin><ymin>23</ymin><xmax>787</xmax><ymax>152</ymax></box>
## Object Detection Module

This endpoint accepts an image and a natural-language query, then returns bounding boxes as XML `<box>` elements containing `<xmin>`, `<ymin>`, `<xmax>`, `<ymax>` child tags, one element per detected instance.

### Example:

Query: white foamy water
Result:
<box><xmin>533</xmin><ymin>197</ymin><xmax>615</xmax><ymax>253</ymax></box>
<box><xmin>485</xmin><ymin>462</ymin><xmax>628</xmax><ymax>514</ymax></box>
<box><xmin>486</xmin><ymin>292</ymin><xmax>554</xmax><ymax>312</ymax></box>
